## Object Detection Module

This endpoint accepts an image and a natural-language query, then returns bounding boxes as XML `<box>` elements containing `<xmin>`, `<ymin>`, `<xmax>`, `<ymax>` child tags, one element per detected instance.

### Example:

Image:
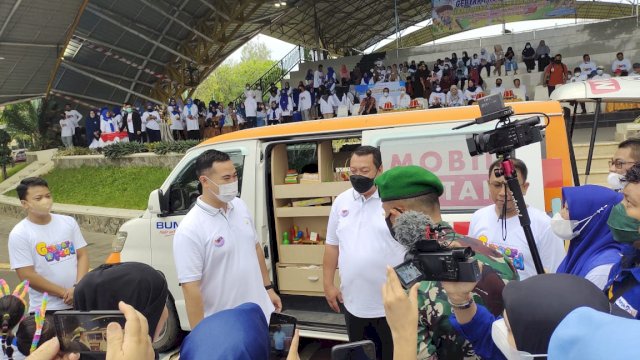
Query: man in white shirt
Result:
<box><xmin>468</xmin><ymin>159</ymin><xmax>566</xmax><ymax>279</ymax></box>
<box><xmin>632</xmin><ymin>63</ymin><xmax>640</xmax><ymax>76</ymax></box>
<box><xmin>9</xmin><ymin>177</ymin><xmax>89</xmax><ymax>311</ymax></box>
<box><xmin>490</xmin><ymin>78</ymin><xmax>506</xmax><ymax>96</ymax></box>
<box><xmin>120</xmin><ymin>103</ymin><xmax>143</xmax><ymax>142</ymax></box>
<box><xmin>64</xmin><ymin>104</ymin><xmax>83</xmax><ymax>147</ymax></box>
<box><xmin>511</xmin><ymin>78</ymin><xmax>528</xmax><ymax>101</ymax></box>
<box><xmin>579</xmin><ymin>54</ymin><xmax>597</xmax><ymax>78</ymax></box>
<box><xmin>378</xmin><ymin>87</ymin><xmax>395</xmax><ymax>110</ymax></box>
<box><xmin>607</xmin><ymin>138</ymin><xmax>640</xmax><ymax>191</ymax></box>
<box><xmin>59</xmin><ymin>112</ymin><xmax>74</xmax><ymax>148</ymax></box>
<box><xmin>428</xmin><ymin>86</ymin><xmax>446</xmax><ymax>107</ymax></box>
<box><xmin>173</xmin><ymin>150</ymin><xmax>281</xmax><ymax>327</ymax></box>
<box><xmin>183</xmin><ymin>98</ymin><xmax>200</xmax><ymax>140</ymax></box>
<box><xmin>142</xmin><ymin>104</ymin><xmax>162</xmax><ymax>142</ymax></box>
<box><xmin>324</xmin><ymin>146</ymin><xmax>406</xmax><ymax>360</ymax></box>
<box><xmin>612</xmin><ymin>52</ymin><xmax>632</xmax><ymax>74</ymax></box>
<box><xmin>266</xmin><ymin>101</ymin><xmax>282</xmax><ymax>125</ymax></box>
<box><xmin>313</xmin><ymin>64</ymin><xmax>324</xmax><ymax>96</ymax></box>
<box><xmin>297</xmin><ymin>85</ymin><xmax>312</xmax><ymax>121</ymax></box>
<box><xmin>244</xmin><ymin>92</ymin><xmax>258</xmax><ymax>128</ymax></box>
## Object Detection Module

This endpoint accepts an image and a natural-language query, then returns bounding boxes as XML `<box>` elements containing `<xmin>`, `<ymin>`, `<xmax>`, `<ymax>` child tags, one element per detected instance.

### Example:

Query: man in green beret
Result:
<box><xmin>375</xmin><ymin>165</ymin><xmax>518</xmax><ymax>360</ymax></box>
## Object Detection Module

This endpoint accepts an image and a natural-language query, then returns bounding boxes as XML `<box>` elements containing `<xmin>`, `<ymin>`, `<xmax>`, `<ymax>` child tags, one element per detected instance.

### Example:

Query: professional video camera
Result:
<box><xmin>392</xmin><ymin>211</ymin><xmax>481</xmax><ymax>289</ymax></box>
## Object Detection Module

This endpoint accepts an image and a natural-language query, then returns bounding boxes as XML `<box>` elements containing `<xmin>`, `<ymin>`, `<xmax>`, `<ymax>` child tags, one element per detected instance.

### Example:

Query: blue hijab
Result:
<box><xmin>556</xmin><ymin>185</ymin><xmax>625</xmax><ymax>277</ymax></box>
<box><xmin>279</xmin><ymin>89</ymin><xmax>289</xmax><ymax>111</ymax></box>
<box><xmin>180</xmin><ymin>303</ymin><xmax>269</xmax><ymax>360</ymax></box>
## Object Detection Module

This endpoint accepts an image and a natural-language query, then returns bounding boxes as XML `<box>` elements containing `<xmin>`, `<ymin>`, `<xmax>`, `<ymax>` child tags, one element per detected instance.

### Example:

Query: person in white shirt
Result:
<box><xmin>479</xmin><ymin>48</ymin><xmax>491</xmax><ymax>77</ymax></box>
<box><xmin>468</xmin><ymin>159</ymin><xmax>566</xmax><ymax>280</ymax></box>
<box><xmin>112</xmin><ymin>107</ymin><xmax>123</xmax><ymax>136</ymax></box>
<box><xmin>324</xmin><ymin>146</ymin><xmax>406</xmax><ymax>360</ymax></box>
<box><xmin>632</xmin><ymin>62</ymin><xmax>640</xmax><ymax>76</ymax></box>
<box><xmin>142</xmin><ymin>104</ymin><xmax>162</xmax><ymax>142</ymax></box>
<box><xmin>279</xmin><ymin>90</ymin><xmax>294</xmax><ymax>123</ymax></box>
<box><xmin>100</xmin><ymin>109</ymin><xmax>117</xmax><ymax>135</ymax></box>
<box><xmin>445</xmin><ymin>85</ymin><xmax>466</xmax><ymax>107</ymax></box>
<box><xmin>297</xmin><ymin>85</ymin><xmax>312</xmax><ymax>121</ymax></box>
<box><xmin>173</xmin><ymin>150</ymin><xmax>280</xmax><ymax>328</ymax></box>
<box><xmin>183</xmin><ymin>98</ymin><xmax>200</xmax><ymax>140</ymax></box>
<box><xmin>120</xmin><ymin>103</ymin><xmax>143</xmax><ymax>143</ymax></box>
<box><xmin>470</xmin><ymin>53</ymin><xmax>480</xmax><ymax>67</ymax></box>
<box><xmin>378</xmin><ymin>88</ymin><xmax>395</xmax><ymax>111</ymax></box>
<box><xmin>490</xmin><ymin>78</ymin><xmax>506</xmax><ymax>96</ymax></box>
<box><xmin>64</xmin><ymin>104</ymin><xmax>82</xmax><ymax>147</ymax></box>
<box><xmin>244</xmin><ymin>92</ymin><xmax>258</xmax><ymax>128</ymax></box>
<box><xmin>464</xmin><ymin>79</ymin><xmax>483</xmax><ymax>104</ymax></box>
<box><xmin>266</xmin><ymin>101</ymin><xmax>282</xmax><ymax>125</ymax></box>
<box><xmin>9</xmin><ymin>177</ymin><xmax>89</xmax><ymax>311</ymax></box>
<box><xmin>313</xmin><ymin>64</ymin><xmax>325</xmax><ymax>96</ymax></box>
<box><xmin>319</xmin><ymin>92</ymin><xmax>334</xmax><ymax>119</ymax></box>
<box><xmin>169</xmin><ymin>107</ymin><xmax>185</xmax><ymax>140</ymax></box>
<box><xmin>592</xmin><ymin>66</ymin><xmax>612</xmax><ymax>80</ymax></box>
<box><xmin>612</xmin><ymin>52</ymin><xmax>632</xmax><ymax>74</ymax></box>
<box><xmin>337</xmin><ymin>90</ymin><xmax>354</xmax><ymax>117</ymax></box>
<box><xmin>428</xmin><ymin>86</ymin><xmax>446</xmax><ymax>107</ymax></box>
<box><xmin>579</xmin><ymin>54</ymin><xmax>597</xmax><ymax>78</ymax></box>
<box><xmin>396</xmin><ymin>87</ymin><xmax>411</xmax><ymax>109</ymax></box>
<box><xmin>511</xmin><ymin>78</ymin><xmax>528</xmax><ymax>101</ymax></box>
<box><xmin>59</xmin><ymin>112</ymin><xmax>74</xmax><ymax>148</ymax></box>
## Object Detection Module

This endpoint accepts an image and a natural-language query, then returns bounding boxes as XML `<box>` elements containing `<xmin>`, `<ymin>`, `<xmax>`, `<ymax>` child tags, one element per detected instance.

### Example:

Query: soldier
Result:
<box><xmin>374</xmin><ymin>165</ymin><xmax>518</xmax><ymax>359</ymax></box>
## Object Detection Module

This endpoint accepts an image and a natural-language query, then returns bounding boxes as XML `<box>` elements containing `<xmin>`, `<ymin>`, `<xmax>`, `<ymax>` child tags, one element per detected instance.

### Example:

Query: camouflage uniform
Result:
<box><xmin>416</xmin><ymin>222</ymin><xmax>519</xmax><ymax>360</ymax></box>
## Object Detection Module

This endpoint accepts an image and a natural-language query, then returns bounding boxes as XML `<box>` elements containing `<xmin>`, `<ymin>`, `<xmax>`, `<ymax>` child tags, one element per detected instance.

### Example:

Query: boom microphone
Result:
<box><xmin>392</xmin><ymin>211</ymin><xmax>437</xmax><ymax>250</ymax></box>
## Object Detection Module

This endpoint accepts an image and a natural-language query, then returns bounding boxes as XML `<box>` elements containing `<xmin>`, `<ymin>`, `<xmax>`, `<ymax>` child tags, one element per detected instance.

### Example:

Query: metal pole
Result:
<box><xmin>585</xmin><ymin>99</ymin><xmax>602</xmax><ymax>184</ymax></box>
<box><xmin>394</xmin><ymin>0</ymin><xmax>400</xmax><ymax>58</ymax></box>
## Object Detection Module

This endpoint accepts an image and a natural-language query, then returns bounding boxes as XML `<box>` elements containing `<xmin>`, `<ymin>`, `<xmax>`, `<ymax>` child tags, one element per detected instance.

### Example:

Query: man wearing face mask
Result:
<box><xmin>378</xmin><ymin>87</ymin><xmax>395</xmax><ymax>111</ymax></box>
<box><xmin>173</xmin><ymin>150</ymin><xmax>281</xmax><ymax>328</ymax></box>
<box><xmin>591</xmin><ymin>65</ymin><xmax>611</xmax><ymax>80</ymax></box>
<box><xmin>141</xmin><ymin>103</ymin><xmax>162</xmax><ymax>142</ymax></box>
<box><xmin>9</xmin><ymin>177</ymin><xmax>89</xmax><ymax>312</ymax></box>
<box><xmin>604</xmin><ymin>163</ymin><xmax>640</xmax><ymax>319</ymax></box>
<box><xmin>607</xmin><ymin>138</ymin><xmax>640</xmax><ymax>191</ymax></box>
<box><xmin>490</xmin><ymin>78</ymin><xmax>505</xmax><ymax>96</ymax></box>
<box><xmin>323</xmin><ymin>146</ymin><xmax>405</xmax><ymax>360</ymax></box>
<box><xmin>358</xmin><ymin>90</ymin><xmax>377</xmax><ymax>115</ymax></box>
<box><xmin>119</xmin><ymin>103</ymin><xmax>142</xmax><ymax>143</ymax></box>
<box><xmin>543</xmin><ymin>54</ymin><xmax>568</xmax><ymax>97</ymax></box>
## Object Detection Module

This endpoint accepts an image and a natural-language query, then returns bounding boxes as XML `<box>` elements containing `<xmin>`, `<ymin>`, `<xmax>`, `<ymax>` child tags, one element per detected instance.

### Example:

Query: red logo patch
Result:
<box><xmin>589</xmin><ymin>79</ymin><xmax>620</xmax><ymax>95</ymax></box>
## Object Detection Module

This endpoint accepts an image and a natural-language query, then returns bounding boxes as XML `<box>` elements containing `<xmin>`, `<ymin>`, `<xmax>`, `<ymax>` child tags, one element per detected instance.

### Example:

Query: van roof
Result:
<box><xmin>199</xmin><ymin>101</ymin><xmax>563</xmax><ymax>147</ymax></box>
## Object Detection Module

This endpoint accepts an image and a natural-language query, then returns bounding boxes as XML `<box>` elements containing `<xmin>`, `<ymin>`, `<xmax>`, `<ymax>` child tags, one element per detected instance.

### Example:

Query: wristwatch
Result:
<box><xmin>264</xmin><ymin>283</ymin><xmax>274</xmax><ymax>291</ymax></box>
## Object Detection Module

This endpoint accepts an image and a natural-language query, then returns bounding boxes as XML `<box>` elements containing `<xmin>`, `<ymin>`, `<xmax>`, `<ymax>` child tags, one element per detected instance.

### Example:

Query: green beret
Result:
<box><xmin>374</xmin><ymin>165</ymin><xmax>444</xmax><ymax>202</ymax></box>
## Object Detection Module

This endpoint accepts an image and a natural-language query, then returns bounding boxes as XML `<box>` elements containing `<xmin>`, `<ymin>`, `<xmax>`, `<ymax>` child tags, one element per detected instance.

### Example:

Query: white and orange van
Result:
<box><xmin>106</xmin><ymin>101</ymin><xmax>573</xmax><ymax>351</ymax></box>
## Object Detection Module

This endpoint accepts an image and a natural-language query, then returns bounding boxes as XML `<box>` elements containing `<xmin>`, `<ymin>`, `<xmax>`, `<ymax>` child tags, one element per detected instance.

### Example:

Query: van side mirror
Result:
<box><xmin>148</xmin><ymin>189</ymin><xmax>170</xmax><ymax>216</ymax></box>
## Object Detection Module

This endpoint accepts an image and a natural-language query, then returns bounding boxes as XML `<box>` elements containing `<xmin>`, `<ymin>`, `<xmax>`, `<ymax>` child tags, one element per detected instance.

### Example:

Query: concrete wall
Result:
<box><xmin>53</xmin><ymin>153</ymin><xmax>184</xmax><ymax>169</ymax></box>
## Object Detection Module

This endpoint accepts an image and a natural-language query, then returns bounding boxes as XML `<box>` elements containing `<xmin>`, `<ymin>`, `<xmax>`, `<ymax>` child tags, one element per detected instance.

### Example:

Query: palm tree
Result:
<box><xmin>0</xmin><ymin>98</ymin><xmax>60</xmax><ymax>150</ymax></box>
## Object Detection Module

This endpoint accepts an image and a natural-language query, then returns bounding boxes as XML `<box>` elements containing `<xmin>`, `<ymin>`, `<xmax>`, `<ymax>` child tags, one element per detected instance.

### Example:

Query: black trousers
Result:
<box><xmin>147</xmin><ymin>129</ymin><xmax>161</xmax><ymax>142</ymax></box>
<box><xmin>188</xmin><ymin>130</ymin><xmax>200</xmax><ymax>140</ymax></box>
<box><xmin>127</xmin><ymin>132</ymin><xmax>140</xmax><ymax>143</ymax></box>
<box><xmin>344</xmin><ymin>308</ymin><xmax>394</xmax><ymax>360</ymax></box>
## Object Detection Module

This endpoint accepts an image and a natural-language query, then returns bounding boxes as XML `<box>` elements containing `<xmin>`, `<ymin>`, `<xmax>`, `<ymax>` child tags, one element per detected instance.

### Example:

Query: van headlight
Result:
<box><xmin>112</xmin><ymin>231</ymin><xmax>127</xmax><ymax>252</ymax></box>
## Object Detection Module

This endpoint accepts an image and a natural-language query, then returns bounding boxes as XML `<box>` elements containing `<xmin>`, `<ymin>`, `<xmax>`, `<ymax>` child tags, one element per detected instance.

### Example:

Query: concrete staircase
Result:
<box><xmin>573</xmin><ymin>141</ymin><xmax>618</xmax><ymax>186</ymax></box>
<box><xmin>0</xmin><ymin>149</ymin><xmax>57</xmax><ymax>195</ymax></box>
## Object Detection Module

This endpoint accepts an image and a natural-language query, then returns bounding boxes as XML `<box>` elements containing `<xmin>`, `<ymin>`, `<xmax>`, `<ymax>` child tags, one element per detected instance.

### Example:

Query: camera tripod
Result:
<box><xmin>494</xmin><ymin>154</ymin><xmax>545</xmax><ymax>275</ymax></box>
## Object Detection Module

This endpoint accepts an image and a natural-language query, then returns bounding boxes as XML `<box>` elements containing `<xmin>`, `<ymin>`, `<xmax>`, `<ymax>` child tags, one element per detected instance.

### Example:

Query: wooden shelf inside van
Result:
<box><xmin>276</xmin><ymin>206</ymin><xmax>332</xmax><ymax>217</ymax></box>
<box><xmin>273</xmin><ymin>182</ymin><xmax>351</xmax><ymax>199</ymax></box>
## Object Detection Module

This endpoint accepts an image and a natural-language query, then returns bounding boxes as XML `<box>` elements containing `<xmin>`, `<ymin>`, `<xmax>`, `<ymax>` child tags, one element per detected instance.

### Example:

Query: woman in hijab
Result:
<box><xmin>360</xmin><ymin>71</ymin><xmax>372</xmax><ymax>85</ymax></box>
<box><xmin>446</xmin><ymin>273</ymin><xmax>611</xmax><ymax>360</ymax></box>
<box><xmin>85</xmin><ymin>109</ymin><xmax>101</xmax><ymax>148</ymax></box>
<box><xmin>464</xmin><ymin>79</ymin><xmax>482</xmax><ymax>105</ymax></box>
<box><xmin>504</xmin><ymin>46</ymin><xmax>518</xmax><ymax>75</ymax></box>
<box><xmin>536</xmin><ymin>40</ymin><xmax>551</xmax><ymax>72</ymax></box>
<box><xmin>552</xmin><ymin>185</ymin><xmax>625</xmax><ymax>289</ymax></box>
<box><xmin>521</xmin><ymin>42</ymin><xmax>536</xmax><ymax>73</ymax></box>
<box><xmin>74</xmin><ymin>262</ymin><xmax>169</xmax><ymax>357</ymax></box>
<box><xmin>279</xmin><ymin>89</ymin><xmax>293</xmax><ymax>123</ymax></box>
<box><xmin>326</xmin><ymin>66</ymin><xmax>336</xmax><ymax>91</ymax></box>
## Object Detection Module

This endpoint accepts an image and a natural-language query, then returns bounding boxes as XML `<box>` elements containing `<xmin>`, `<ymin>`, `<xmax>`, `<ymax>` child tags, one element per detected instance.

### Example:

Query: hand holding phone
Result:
<box><xmin>331</xmin><ymin>340</ymin><xmax>376</xmax><ymax>360</ymax></box>
<box><xmin>269</xmin><ymin>313</ymin><xmax>297</xmax><ymax>360</ymax></box>
<box><xmin>54</xmin><ymin>310</ymin><xmax>125</xmax><ymax>354</ymax></box>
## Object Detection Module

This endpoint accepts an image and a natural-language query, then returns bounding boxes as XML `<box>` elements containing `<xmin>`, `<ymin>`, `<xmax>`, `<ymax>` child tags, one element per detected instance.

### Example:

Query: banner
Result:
<box><xmin>431</xmin><ymin>0</ymin><xmax>577</xmax><ymax>36</ymax></box>
<box><xmin>354</xmin><ymin>81</ymin><xmax>406</xmax><ymax>106</ymax></box>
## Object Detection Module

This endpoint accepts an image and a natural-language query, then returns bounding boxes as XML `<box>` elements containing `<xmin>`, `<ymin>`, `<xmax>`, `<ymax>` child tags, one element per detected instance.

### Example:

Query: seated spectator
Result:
<box><xmin>579</xmin><ymin>54</ymin><xmax>597</xmax><ymax>78</ymax></box>
<box><xmin>399</xmin><ymin>63</ymin><xmax>409</xmax><ymax>81</ymax></box>
<box><xmin>359</xmin><ymin>90</ymin><xmax>377</xmax><ymax>115</ymax></box>
<box><xmin>429</xmin><ymin>97</ymin><xmax>443</xmax><ymax>109</ymax></box>
<box><xmin>511</xmin><ymin>78</ymin><xmax>527</xmax><ymax>101</ymax></box>
<box><xmin>570</xmin><ymin>67</ymin><xmax>588</xmax><ymax>82</ymax></box>
<box><xmin>632</xmin><ymin>62</ymin><xmax>640</xmax><ymax>76</ymax></box>
<box><xmin>492</xmin><ymin>44</ymin><xmax>504</xmax><ymax>76</ymax></box>
<box><xmin>554</xmin><ymin>185</ymin><xmax>625</xmax><ymax>289</ymax></box>
<box><xmin>428</xmin><ymin>86</ymin><xmax>446</xmax><ymax>107</ymax></box>
<box><xmin>536</xmin><ymin>40</ymin><xmax>551</xmax><ymax>72</ymax></box>
<box><xmin>490</xmin><ymin>78</ymin><xmax>506</xmax><ymax>96</ymax></box>
<box><xmin>266</xmin><ymin>101</ymin><xmax>282</xmax><ymax>125</ymax></box>
<box><xmin>479</xmin><ymin>48</ymin><xmax>491</xmax><ymax>77</ymax></box>
<box><xmin>522</xmin><ymin>42</ymin><xmax>536</xmax><ymax>73</ymax></box>
<box><xmin>603</xmin><ymin>164</ymin><xmax>640</xmax><ymax>319</ymax></box>
<box><xmin>378</xmin><ymin>88</ymin><xmax>395</xmax><ymax>111</ymax></box>
<box><xmin>548</xmin><ymin>307</ymin><xmax>640</xmax><ymax>360</ymax></box>
<box><xmin>396</xmin><ymin>87</ymin><xmax>411</xmax><ymax>109</ymax></box>
<box><xmin>470</xmin><ymin>53</ymin><xmax>480</xmax><ymax>67</ymax></box>
<box><xmin>360</xmin><ymin>72</ymin><xmax>373</xmax><ymax>85</ymax></box>
<box><xmin>439</xmin><ymin>70</ymin><xmax>453</xmax><ymax>93</ymax></box>
<box><xmin>464</xmin><ymin>79</ymin><xmax>483</xmax><ymax>104</ymax></box>
<box><xmin>469</xmin><ymin>159</ymin><xmax>565</xmax><ymax>280</ymax></box>
<box><xmin>504</xmin><ymin>46</ymin><xmax>518</xmax><ymax>75</ymax></box>
<box><xmin>445</xmin><ymin>85</ymin><xmax>466</xmax><ymax>107</ymax></box>
<box><xmin>446</xmin><ymin>273</ymin><xmax>611</xmax><ymax>359</ymax></box>
<box><xmin>612</xmin><ymin>52</ymin><xmax>632</xmax><ymax>74</ymax></box>
<box><xmin>592</xmin><ymin>65</ymin><xmax>611</xmax><ymax>80</ymax></box>
<box><xmin>455</xmin><ymin>59</ymin><xmax>468</xmax><ymax>89</ymax></box>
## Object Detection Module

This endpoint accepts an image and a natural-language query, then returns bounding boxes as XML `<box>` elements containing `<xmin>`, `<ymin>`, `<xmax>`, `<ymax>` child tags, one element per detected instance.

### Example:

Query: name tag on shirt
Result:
<box><xmin>615</xmin><ymin>296</ymin><xmax>638</xmax><ymax>317</ymax></box>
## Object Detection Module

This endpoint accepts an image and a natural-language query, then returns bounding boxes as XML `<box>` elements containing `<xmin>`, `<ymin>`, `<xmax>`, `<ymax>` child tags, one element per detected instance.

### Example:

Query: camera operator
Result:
<box><xmin>469</xmin><ymin>159</ymin><xmax>565</xmax><ymax>280</ymax></box>
<box><xmin>323</xmin><ymin>146</ymin><xmax>406</xmax><ymax>360</ymax></box>
<box><xmin>374</xmin><ymin>165</ymin><xmax>518</xmax><ymax>360</ymax></box>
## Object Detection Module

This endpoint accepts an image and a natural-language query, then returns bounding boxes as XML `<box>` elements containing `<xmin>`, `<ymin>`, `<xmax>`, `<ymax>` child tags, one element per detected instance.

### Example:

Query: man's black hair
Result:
<box><xmin>16</xmin><ymin>177</ymin><xmax>49</xmax><ymax>201</ymax></box>
<box><xmin>352</xmin><ymin>145</ymin><xmax>382</xmax><ymax>169</ymax></box>
<box><xmin>618</xmin><ymin>138</ymin><xmax>640</xmax><ymax>162</ymax></box>
<box><xmin>124</xmin><ymin>102</ymin><xmax>132</xmax><ymax>107</ymax></box>
<box><xmin>195</xmin><ymin>150</ymin><xmax>231</xmax><ymax>177</ymax></box>
<box><xmin>489</xmin><ymin>158</ymin><xmax>528</xmax><ymax>181</ymax></box>
<box><xmin>624</xmin><ymin>163</ymin><xmax>640</xmax><ymax>184</ymax></box>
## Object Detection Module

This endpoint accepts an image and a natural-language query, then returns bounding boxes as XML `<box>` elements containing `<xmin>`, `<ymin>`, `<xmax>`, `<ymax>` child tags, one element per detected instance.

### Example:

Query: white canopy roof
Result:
<box><xmin>550</xmin><ymin>76</ymin><xmax>640</xmax><ymax>103</ymax></box>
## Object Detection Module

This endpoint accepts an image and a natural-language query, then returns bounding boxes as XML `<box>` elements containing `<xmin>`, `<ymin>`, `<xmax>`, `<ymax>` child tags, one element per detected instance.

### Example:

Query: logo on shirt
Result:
<box><xmin>615</xmin><ymin>296</ymin><xmax>638</xmax><ymax>318</ymax></box>
<box><xmin>340</xmin><ymin>209</ymin><xmax>349</xmax><ymax>217</ymax></box>
<box><xmin>479</xmin><ymin>235</ymin><xmax>525</xmax><ymax>270</ymax></box>
<box><xmin>36</xmin><ymin>241</ymin><xmax>76</xmax><ymax>262</ymax></box>
<box><xmin>213</xmin><ymin>236</ymin><xmax>225</xmax><ymax>248</ymax></box>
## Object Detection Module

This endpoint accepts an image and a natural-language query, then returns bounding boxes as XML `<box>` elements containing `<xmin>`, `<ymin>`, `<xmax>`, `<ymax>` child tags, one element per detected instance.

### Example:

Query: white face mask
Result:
<box><xmin>607</xmin><ymin>172</ymin><xmax>626</xmax><ymax>190</ymax></box>
<box><xmin>550</xmin><ymin>210</ymin><xmax>600</xmax><ymax>240</ymax></box>
<box><xmin>491</xmin><ymin>319</ymin><xmax>544</xmax><ymax>360</ymax></box>
<box><xmin>205</xmin><ymin>177</ymin><xmax>238</xmax><ymax>203</ymax></box>
<box><xmin>597</xmin><ymin>69</ymin><xmax>604</xmax><ymax>75</ymax></box>
<box><xmin>574</xmin><ymin>72</ymin><xmax>581</xmax><ymax>77</ymax></box>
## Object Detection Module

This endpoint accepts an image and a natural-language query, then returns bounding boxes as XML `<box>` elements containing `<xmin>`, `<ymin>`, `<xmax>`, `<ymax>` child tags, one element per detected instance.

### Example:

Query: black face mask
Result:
<box><xmin>349</xmin><ymin>174</ymin><xmax>375</xmax><ymax>194</ymax></box>
<box><xmin>385</xmin><ymin>208</ymin><xmax>403</xmax><ymax>238</ymax></box>
<box><xmin>366</xmin><ymin>93</ymin><xmax>372</xmax><ymax>97</ymax></box>
<box><xmin>555</xmin><ymin>59</ymin><xmax>561</xmax><ymax>64</ymax></box>
<box><xmin>496</xmin><ymin>83</ymin><xmax>502</xmax><ymax>87</ymax></box>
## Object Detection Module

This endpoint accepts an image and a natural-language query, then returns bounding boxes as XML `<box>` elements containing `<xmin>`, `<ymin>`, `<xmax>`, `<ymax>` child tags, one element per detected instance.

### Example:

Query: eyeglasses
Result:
<box><xmin>489</xmin><ymin>181</ymin><xmax>525</xmax><ymax>190</ymax></box>
<box><xmin>609</xmin><ymin>159</ymin><xmax>635</xmax><ymax>169</ymax></box>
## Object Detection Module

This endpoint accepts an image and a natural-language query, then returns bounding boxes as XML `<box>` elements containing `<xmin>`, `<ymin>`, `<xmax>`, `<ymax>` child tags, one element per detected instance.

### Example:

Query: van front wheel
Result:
<box><xmin>153</xmin><ymin>297</ymin><xmax>184</xmax><ymax>353</ymax></box>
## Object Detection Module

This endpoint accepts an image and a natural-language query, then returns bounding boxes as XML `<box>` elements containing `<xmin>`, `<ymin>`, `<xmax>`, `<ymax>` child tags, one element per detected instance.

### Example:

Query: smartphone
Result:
<box><xmin>394</xmin><ymin>260</ymin><xmax>425</xmax><ymax>289</ymax></box>
<box><xmin>268</xmin><ymin>313</ymin><xmax>297</xmax><ymax>360</ymax></box>
<box><xmin>53</xmin><ymin>311</ymin><xmax>125</xmax><ymax>353</ymax></box>
<box><xmin>331</xmin><ymin>340</ymin><xmax>376</xmax><ymax>360</ymax></box>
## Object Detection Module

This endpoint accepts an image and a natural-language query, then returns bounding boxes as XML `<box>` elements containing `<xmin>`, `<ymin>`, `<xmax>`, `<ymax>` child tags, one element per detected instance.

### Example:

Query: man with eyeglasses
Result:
<box><xmin>468</xmin><ymin>158</ymin><xmax>565</xmax><ymax>279</ymax></box>
<box><xmin>608</xmin><ymin>138</ymin><xmax>640</xmax><ymax>191</ymax></box>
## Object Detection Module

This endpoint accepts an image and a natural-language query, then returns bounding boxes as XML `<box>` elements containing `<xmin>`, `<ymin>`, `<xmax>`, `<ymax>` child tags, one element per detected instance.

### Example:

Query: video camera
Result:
<box><xmin>394</xmin><ymin>240</ymin><xmax>481</xmax><ymax>289</ymax></box>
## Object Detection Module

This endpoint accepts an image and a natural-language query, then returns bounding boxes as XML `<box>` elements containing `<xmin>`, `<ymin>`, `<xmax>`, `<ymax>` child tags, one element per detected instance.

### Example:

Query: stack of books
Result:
<box><xmin>285</xmin><ymin>170</ymin><xmax>298</xmax><ymax>184</ymax></box>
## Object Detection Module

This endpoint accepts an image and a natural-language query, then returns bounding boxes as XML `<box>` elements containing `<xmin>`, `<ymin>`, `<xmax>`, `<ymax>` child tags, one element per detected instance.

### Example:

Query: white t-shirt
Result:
<box><xmin>378</xmin><ymin>95</ymin><xmax>395</xmax><ymax>109</ymax></box>
<box><xmin>428</xmin><ymin>92</ymin><xmax>446</xmax><ymax>106</ymax></box>
<box><xmin>64</xmin><ymin>110</ymin><xmax>82</xmax><ymax>128</ymax></box>
<box><xmin>298</xmin><ymin>90</ymin><xmax>312</xmax><ymax>111</ymax></box>
<box><xmin>173</xmin><ymin>198</ymin><xmax>274</xmax><ymax>322</ymax></box>
<box><xmin>183</xmin><ymin>104</ymin><xmax>199</xmax><ymax>131</ymax></box>
<box><xmin>511</xmin><ymin>86</ymin><xmax>527</xmax><ymax>101</ymax></box>
<box><xmin>245</xmin><ymin>97</ymin><xmax>258</xmax><ymax>117</ymax></box>
<box><xmin>266</xmin><ymin>107</ymin><xmax>282</xmax><ymax>123</ymax></box>
<box><xmin>464</xmin><ymin>87</ymin><xmax>483</xmax><ymax>102</ymax></box>
<box><xmin>490</xmin><ymin>86</ymin><xmax>506</xmax><ymax>96</ymax></box>
<box><xmin>319</xmin><ymin>98</ymin><xmax>333</xmax><ymax>115</ymax></box>
<box><xmin>169</xmin><ymin>113</ymin><xmax>183</xmax><ymax>130</ymax></box>
<box><xmin>468</xmin><ymin>205</ymin><xmax>566</xmax><ymax>280</ymax></box>
<box><xmin>60</xmin><ymin>119</ymin><xmax>74</xmax><ymax>137</ymax></box>
<box><xmin>397</xmin><ymin>94</ymin><xmax>411</xmax><ymax>108</ymax></box>
<box><xmin>8</xmin><ymin>214</ymin><xmax>87</xmax><ymax>311</ymax></box>
<box><xmin>446</xmin><ymin>92</ymin><xmax>466</xmax><ymax>107</ymax></box>
<box><xmin>142</xmin><ymin>111</ymin><xmax>161</xmax><ymax>131</ymax></box>
<box><xmin>326</xmin><ymin>189</ymin><xmax>406</xmax><ymax>318</ymax></box>
<box><xmin>313</xmin><ymin>70</ymin><xmax>324</xmax><ymax>88</ymax></box>
<box><xmin>579</xmin><ymin>61</ymin><xmax>597</xmax><ymax>75</ymax></box>
<box><xmin>612</xmin><ymin>58</ymin><xmax>632</xmax><ymax>73</ymax></box>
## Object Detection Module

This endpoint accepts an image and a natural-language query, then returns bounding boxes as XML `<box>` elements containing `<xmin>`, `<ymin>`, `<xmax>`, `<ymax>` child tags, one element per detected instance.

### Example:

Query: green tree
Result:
<box><xmin>0</xmin><ymin>98</ymin><xmax>60</xmax><ymax>150</ymax></box>
<box><xmin>0</xmin><ymin>129</ymin><xmax>12</xmax><ymax>180</ymax></box>
<box><xmin>241</xmin><ymin>40</ymin><xmax>272</xmax><ymax>62</ymax></box>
